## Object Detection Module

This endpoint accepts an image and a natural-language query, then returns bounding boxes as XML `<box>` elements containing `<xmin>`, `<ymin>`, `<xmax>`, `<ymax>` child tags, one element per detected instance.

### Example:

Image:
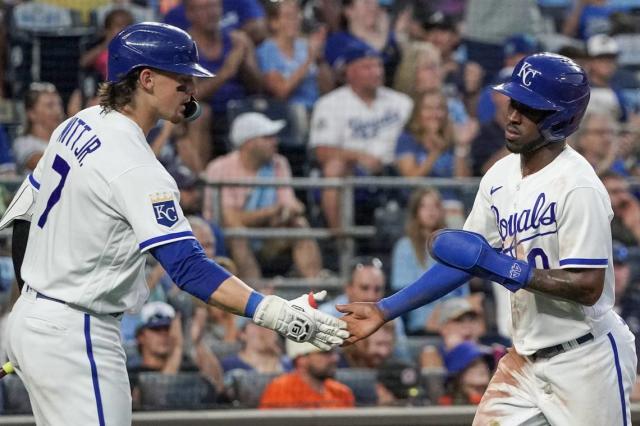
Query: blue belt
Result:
<box><xmin>28</xmin><ymin>286</ymin><xmax>123</xmax><ymax>318</ymax></box>
<box><xmin>531</xmin><ymin>332</ymin><xmax>594</xmax><ymax>360</ymax></box>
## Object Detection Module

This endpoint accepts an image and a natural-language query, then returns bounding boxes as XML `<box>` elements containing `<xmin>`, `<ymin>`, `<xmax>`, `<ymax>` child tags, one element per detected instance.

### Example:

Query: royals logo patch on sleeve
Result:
<box><xmin>150</xmin><ymin>192</ymin><xmax>179</xmax><ymax>227</ymax></box>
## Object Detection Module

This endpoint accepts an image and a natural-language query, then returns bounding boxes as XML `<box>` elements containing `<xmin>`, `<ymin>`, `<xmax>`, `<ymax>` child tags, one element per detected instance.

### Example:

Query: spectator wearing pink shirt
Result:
<box><xmin>204</xmin><ymin>112</ymin><xmax>323</xmax><ymax>281</ymax></box>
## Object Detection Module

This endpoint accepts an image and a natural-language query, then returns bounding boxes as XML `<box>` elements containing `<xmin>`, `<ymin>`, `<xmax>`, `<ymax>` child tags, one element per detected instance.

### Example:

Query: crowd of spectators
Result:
<box><xmin>1</xmin><ymin>0</ymin><xmax>640</xmax><ymax>413</ymax></box>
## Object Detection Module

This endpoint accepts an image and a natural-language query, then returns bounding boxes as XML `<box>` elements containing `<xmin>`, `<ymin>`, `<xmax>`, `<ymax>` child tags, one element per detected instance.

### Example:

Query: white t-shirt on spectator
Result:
<box><xmin>309</xmin><ymin>86</ymin><xmax>413</xmax><ymax>165</ymax></box>
<box><xmin>13</xmin><ymin>134</ymin><xmax>47</xmax><ymax>173</ymax></box>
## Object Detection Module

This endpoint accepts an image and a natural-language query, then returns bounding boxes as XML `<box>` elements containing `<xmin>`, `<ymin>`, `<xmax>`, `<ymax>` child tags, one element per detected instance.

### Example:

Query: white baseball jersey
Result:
<box><xmin>309</xmin><ymin>86</ymin><xmax>413</xmax><ymax>165</ymax></box>
<box><xmin>19</xmin><ymin>106</ymin><xmax>194</xmax><ymax>314</ymax></box>
<box><xmin>464</xmin><ymin>146</ymin><xmax>615</xmax><ymax>355</ymax></box>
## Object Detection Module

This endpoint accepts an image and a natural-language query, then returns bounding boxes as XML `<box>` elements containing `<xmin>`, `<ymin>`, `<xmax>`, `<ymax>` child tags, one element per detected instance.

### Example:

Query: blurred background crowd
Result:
<box><xmin>0</xmin><ymin>0</ymin><xmax>639</xmax><ymax>414</ymax></box>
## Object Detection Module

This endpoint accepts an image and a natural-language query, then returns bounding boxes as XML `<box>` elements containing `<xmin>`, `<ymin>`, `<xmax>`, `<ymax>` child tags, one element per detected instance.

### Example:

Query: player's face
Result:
<box><xmin>152</xmin><ymin>71</ymin><xmax>197</xmax><ymax>123</ymax></box>
<box><xmin>503</xmin><ymin>99</ymin><xmax>548</xmax><ymax>154</ymax></box>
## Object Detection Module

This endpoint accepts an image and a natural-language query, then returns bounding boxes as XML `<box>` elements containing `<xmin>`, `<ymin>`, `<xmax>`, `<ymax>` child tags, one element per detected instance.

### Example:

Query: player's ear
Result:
<box><xmin>138</xmin><ymin>68</ymin><xmax>155</xmax><ymax>92</ymax></box>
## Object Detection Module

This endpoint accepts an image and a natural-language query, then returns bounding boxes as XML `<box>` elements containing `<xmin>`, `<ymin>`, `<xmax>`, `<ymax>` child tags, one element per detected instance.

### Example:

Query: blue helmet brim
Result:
<box><xmin>492</xmin><ymin>81</ymin><xmax>561</xmax><ymax>111</ymax></box>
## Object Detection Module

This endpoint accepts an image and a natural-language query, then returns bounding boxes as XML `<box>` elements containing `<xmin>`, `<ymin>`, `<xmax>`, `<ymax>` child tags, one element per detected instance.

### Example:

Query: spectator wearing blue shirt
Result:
<box><xmin>562</xmin><ymin>0</ymin><xmax>632</xmax><ymax>40</ymax></box>
<box><xmin>258</xmin><ymin>0</ymin><xmax>333</xmax><ymax>112</ymax></box>
<box><xmin>0</xmin><ymin>125</ymin><xmax>15</xmax><ymax>176</ymax></box>
<box><xmin>164</xmin><ymin>0</ymin><xmax>267</xmax><ymax>44</ymax></box>
<box><xmin>221</xmin><ymin>320</ymin><xmax>290</xmax><ymax>374</ymax></box>
<box><xmin>391</xmin><ymin>188</ymin><xmax>469</xmax><ymax>334</ymax></box>
<box><xmin>185</xmin><ymin>0</ymin><xmax>262</xmax><ymax>160</ymax></box>
<box><xmin>395</xmin><ymin>90</ymin><xmax>471</xmax><ymax>181</ymax></box>
<box><xmin>324</xmin><ymin>0</ymin><xmax>401</xmax><ymax>86</ymax></box>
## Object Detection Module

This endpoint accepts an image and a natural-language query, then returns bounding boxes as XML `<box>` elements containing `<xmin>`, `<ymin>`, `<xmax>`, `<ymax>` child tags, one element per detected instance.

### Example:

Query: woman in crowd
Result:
<box><xmin>391</xmin><ymin>188</ymin><xmax>468</xmax><ymax>334</ymax></box>
<box><xmin>13</xmin><ymin>82</ymin><xmax>64</xmax><ymax>173</ymax></box>
<box><xmin>395</xmin><ymin>90</ymin><xmax>471</xmax><ymax>181</ymax></box>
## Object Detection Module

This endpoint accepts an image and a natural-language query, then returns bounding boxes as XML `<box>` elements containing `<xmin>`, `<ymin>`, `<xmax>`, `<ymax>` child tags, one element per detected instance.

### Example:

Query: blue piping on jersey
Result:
<box><xmin>559</xmin><ymin>258</ymin><xmax>608</xmax><ymax>266</ymax></box>
<box><xmin>84</xmin><ymin>314</ymin><xmax>106</xmax><ymax>426</ymax></box>
<box><xmin>28</xmin><ymin>174</ymin><xmax>40</xmax><ymax>190</ymax></box>
<box><xmin>139</xmin><ymin>231</ymin><xmax>194</xmax><ymax>251</ymax></box>
<box><xmin>607</xmin><ymin>332</ymin><xmax>627</xmax><ymax>426</ymax></box>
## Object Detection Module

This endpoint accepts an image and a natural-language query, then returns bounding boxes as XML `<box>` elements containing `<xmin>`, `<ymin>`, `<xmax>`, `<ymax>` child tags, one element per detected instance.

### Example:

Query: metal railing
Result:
<box><xmin>204</xmin><ymin>176</ymin><xmax>481</xmax><ymax>282</ymax></box>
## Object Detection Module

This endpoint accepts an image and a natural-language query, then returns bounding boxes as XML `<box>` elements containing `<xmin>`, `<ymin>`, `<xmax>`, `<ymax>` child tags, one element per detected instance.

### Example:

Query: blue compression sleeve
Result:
<box><xmin>150</xmin><ymin>239</ymin><xmax>232</xmax><ymax>302</ymax></box>
<box><xmin>377</xmin><ymin>263</ymin><xmax>472</xmax><ymax>321</ymax></box>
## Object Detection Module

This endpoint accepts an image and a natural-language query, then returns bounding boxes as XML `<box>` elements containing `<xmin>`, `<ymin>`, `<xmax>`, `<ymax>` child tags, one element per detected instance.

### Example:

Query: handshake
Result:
<box><xmin>252</xmin><ymin>290</ymin><xmax>349</xmax><ymax>350</ymax></box>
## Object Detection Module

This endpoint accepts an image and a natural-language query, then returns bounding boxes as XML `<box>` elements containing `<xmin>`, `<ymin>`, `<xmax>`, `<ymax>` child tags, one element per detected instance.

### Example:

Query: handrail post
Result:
<box><xmin>339</xmin><ymin>178</ymin><xmax>355</xmax><ymax>281</ymax></box>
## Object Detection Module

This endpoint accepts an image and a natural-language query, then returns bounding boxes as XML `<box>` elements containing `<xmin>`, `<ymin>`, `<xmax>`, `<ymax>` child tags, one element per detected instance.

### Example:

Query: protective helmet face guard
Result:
<box><xmin>492</xmin><ymin>53</ymin><xmax>590</xmax><ymax>142</ymax></box>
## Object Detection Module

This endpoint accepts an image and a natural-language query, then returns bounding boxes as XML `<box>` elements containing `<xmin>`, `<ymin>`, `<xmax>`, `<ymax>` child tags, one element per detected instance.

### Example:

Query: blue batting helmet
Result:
<box><xmin>107</xmin><ymin>22</ymin><xmax>213</xmax><ymax>83</ymax></box>
<box><xmin>492</xmin><ymin>52</ymin><xmax>590</xmax><ymax>142</ymax></box>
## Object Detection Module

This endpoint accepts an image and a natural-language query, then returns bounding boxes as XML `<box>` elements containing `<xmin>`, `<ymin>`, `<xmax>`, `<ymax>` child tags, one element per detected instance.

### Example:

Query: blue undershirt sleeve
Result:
<box><xmin>150</xmin><ymin>239</ymin><xmax>232</xmax><ymax>302</ymax></box>
<box><xmin>377</xmin><ymin>263</ymin><xmax>472</xmax><ymax>321</ymax></box>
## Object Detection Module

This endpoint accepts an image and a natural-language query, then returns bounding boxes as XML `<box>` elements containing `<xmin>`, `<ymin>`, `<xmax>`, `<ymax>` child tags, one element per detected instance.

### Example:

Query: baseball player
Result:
<box><xmin>338</xmin><ymin>53</ymin><xmax>637</xmax><ymax>425</ymax></box>
<box><xmin>1</xmin><ymin>22</ymin><xmax>347</xmax><ymax>425</ymax></box>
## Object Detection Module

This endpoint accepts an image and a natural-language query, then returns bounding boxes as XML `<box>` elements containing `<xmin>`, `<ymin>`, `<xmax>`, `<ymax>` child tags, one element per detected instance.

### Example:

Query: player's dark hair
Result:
<box><xmin>98</xmin><ymin>68</ymin><xmax>142</xmax><ymax>114</ymax></box>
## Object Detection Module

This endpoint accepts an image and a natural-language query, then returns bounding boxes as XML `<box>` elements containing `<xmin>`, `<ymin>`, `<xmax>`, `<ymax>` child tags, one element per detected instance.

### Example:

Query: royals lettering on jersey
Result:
<box><xmin>348</xmin><ymin>111</ymin><xmax>401</xmax><ymax>139</ymax></box>
<box><xmin>55</xmin><ymin>117</ymin><xmax>102</xmax><ymax>166</ymax></box>
<box><xmin>491</xmin><ymin>192</ymin><xmax>558</xmax><ymax>256</ymax></box>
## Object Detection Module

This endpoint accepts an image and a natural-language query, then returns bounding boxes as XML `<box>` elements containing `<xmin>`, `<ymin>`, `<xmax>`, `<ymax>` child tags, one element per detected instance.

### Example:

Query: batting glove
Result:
<box><xmin>252</xmin><ymin>290</ymin><xmax>349</xmax><ymax>351</ymax></box>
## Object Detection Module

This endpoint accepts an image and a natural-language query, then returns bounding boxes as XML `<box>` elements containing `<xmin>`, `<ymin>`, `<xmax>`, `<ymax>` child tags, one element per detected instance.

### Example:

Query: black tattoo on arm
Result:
<box><xmin>526</xmin><ymin>268</ymin><xmax>605</xmax><ymax>306</ymax></box>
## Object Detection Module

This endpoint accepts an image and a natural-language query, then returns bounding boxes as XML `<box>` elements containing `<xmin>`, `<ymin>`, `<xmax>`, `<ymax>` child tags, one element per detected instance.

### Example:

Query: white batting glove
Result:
<box><xmin>252</xmin><ymin>290</ymin><xmax>349</xmax><ymax>351</ymax></box>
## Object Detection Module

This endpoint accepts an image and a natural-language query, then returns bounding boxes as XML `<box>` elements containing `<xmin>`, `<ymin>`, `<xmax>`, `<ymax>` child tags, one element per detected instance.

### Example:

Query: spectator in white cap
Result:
<box><xmin>259</xmin><ymin>339</ymin><xmax>355</xmax><ymax>408</ymax></box>
<box><xmin>204</xmin><ymin>112</ymin><xmax>323</xmax><ymax>281</ymax></box>
<box><xmin>129</xmin><ymin>301</ymin><xmax>224</xmax><ymax>408</ymax></box>
<box><xmin>584</xmin><ymin>34</ymin><xmax>627</xmax><ymax>122</ymax></box>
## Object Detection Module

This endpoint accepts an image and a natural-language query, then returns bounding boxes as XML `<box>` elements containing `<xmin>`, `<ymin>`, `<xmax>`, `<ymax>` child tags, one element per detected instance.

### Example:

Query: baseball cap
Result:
<box><xmin>613</xmin><ymin>240</ymin><xmax>629</xmax><ymax>264</ymax></box>
<box><xmin>169</xmin><ymin>164</ymin><xmax>199</xmax><ymax>190</ymax></box>
<box><xmin>504</xmin><ymin>34</ymin><xmax>540</xmax><ymax>57</ymax></box>
<box><xmin>439</xmin><ymin>297</ymin><xmax>479</xmax><ymax>326</ymax></box>
<box><xmin>286</xmin><ymin>339</ymin><xmax>324</xmax><ymax>359</ymax></box>
<box><xmin>376</xmin><ymin>359</ymin><xmax>425</xmax><ymax>400</ymax></box>
<box><xmin>421</xmin><ymin>10</ymin><xmax>456</xmax><ymax>32</ymax></box>
<box><xmin>444</xmin><ymin>341</ymin><xmax>493</xmax><ymax>375</ymax></box>
<box><xmin>586</xmin><ymin>34</ymin><xmax>619</xmax><ymax>58</ymax></box>
<box><xmin>136</xmin><ymin>301</ymin><xmax>175</xmax><ymax>334</ymax></box>
<box><xmin>334</xmin><ymin>40</ymin><xmax>381</xmax><ymax>70</ymax></box>
<box><xmin>230</xmin><ymin>112</ymin><xmax>286</xmax><ymax>148</ymax></box>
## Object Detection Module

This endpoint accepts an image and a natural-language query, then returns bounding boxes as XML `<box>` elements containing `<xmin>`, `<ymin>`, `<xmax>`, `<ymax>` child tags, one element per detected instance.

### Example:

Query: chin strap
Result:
<box><xmin>183</xmin><ymin>96</ymin><xmax>202</xmax><ymax>122</ymax></box>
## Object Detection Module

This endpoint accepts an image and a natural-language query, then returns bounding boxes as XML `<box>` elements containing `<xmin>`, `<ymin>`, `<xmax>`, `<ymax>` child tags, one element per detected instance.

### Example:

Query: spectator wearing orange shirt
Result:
<box><xmin>259</xmin><ymin>340</ymin><xmax>355</xmax><ymax>409</ymax></box>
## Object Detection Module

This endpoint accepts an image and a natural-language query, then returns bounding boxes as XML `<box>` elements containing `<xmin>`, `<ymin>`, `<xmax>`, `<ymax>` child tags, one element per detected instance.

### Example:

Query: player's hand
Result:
<box><xmin>252</xmin><ymin>291</ymin><xmax>349</xmax><ymax>351</ymax></box>
<box><xmin>335</xmin><ymin>302</ymin><xmax>386</xmax><ymax>345</ymax></box>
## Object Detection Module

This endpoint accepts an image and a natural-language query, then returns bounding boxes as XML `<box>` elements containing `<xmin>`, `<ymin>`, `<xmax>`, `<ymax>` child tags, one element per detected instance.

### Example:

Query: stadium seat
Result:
<box><xmin>2</xmin><ymin>375</ymin><xmax>32</xmax><ymax>415</ymax></box>
<box><xmin>420</xmin><ymin>367</ymin><xmax>447</xmax><ymax>403</ymax></box>
<box><xmin>225</xmin><ymin>369</ymin><xmax>280</xmax><ymax>408</ymax></box>
<box><xmin>405</xmin><ymin>336</ymin><xmax>443</xmax><ymax>364</ymax></box>
<box><xmin>137</xmin><ymin>372</ymin><xmax>217</xmax><ymax>411</ymax></box>
<box><xmin>335</xmin><ymin>368</ymin><xmax>378</xmax><ymax>406</ymax></box>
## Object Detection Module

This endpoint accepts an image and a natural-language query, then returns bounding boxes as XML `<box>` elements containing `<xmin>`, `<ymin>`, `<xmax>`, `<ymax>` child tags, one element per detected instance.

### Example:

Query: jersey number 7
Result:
<box><xmin>37</xmin><ymin>155</ymin><xmax>71</xmax><ymax>228</ymax></box>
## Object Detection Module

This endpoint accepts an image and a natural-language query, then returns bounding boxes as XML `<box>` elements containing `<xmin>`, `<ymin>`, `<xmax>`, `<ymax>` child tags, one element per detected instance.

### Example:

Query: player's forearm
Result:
<box><xmin>526</xmin><ymin>268</ymin><xmax>605</xmax><ymax>306</ymax></box>
<box><xmin>207</xmin><ymin>276</ymin><xmax>255</xmax><ymax>316</ymax></box>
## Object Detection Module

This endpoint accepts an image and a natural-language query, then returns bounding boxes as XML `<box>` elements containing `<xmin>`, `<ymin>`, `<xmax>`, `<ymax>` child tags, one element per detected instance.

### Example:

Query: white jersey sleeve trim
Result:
<box><xmin>139</xmin><ymin>231</ymin><xmax>196</xmax><ymax>253</ymax></box>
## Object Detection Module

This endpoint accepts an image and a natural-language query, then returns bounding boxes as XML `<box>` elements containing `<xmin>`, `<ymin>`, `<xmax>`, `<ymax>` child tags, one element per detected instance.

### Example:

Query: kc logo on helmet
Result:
<box><xmin>151</xmin><ymin>193</ymin><xmax>178</xmax><ymax>227</ymax></box>
<box><xmin>517</xmin><ymin>62</ymin><xmax>541</xmax><ymax>86</ymax></box>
